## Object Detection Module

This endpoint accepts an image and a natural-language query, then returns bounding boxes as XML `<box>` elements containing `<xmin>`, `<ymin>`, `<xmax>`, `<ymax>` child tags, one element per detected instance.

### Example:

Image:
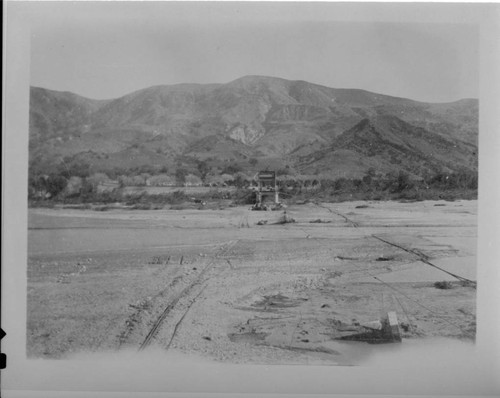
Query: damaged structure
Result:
<box><xmin>339</xmin><ymin>312</ymin><xmax>402</xmax><ymax>344</ymax></box>
<box><xmin>252</xmin><ymin>170</ymin><xmax>280</xmax><ymax>210</ymax></box>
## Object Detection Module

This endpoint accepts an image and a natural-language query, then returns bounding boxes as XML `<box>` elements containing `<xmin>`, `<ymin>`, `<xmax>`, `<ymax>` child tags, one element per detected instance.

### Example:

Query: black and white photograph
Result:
<box><xmin>2</xmin><ymin>1</ymin><xmax>500</xmax><ymax>397</ymax></box>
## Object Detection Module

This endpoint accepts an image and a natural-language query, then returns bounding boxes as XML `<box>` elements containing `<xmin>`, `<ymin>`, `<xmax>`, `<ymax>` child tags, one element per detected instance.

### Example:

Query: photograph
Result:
<box><xmin>2</xmin><ymin>1</ymin><xmax>500</xmax><ymax>397</ymax></box>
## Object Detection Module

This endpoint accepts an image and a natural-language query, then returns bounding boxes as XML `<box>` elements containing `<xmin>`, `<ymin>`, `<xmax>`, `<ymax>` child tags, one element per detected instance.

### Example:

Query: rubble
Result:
<box><xmin>310</xmin><ymin>219</ymin><xmax>332</xmax><ymax>223</ymax></box>
<box><xmin>338</xmin><ymin>312</ymin><xmax>402</xmax><ymax>344</ymax></box>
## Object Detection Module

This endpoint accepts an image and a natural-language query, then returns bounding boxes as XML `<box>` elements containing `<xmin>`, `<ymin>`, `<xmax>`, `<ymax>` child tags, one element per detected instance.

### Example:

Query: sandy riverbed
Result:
<box><xmin>27</xmin><ymin>199</ymin><xmax>477</xmax><ymax>365</ymax></box>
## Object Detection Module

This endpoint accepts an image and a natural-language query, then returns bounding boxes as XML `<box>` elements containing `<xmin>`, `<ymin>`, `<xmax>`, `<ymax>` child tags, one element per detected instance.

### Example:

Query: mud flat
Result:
<box><xmin>27</xmin><ymin>200</ymin><xmax>477</xmax><ymax>364</ymax></box>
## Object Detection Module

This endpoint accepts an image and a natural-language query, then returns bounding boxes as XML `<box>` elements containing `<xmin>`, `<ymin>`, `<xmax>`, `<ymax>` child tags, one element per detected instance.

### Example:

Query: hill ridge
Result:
<box><xmin>29</xmin><ymin>75</ymin><xmax>478</xmax><ymax>180</ymax></box>
<box><xmin>30</xmin><ymin>75</ymin><xmax>478</xmax><ymax>104</ymax></box>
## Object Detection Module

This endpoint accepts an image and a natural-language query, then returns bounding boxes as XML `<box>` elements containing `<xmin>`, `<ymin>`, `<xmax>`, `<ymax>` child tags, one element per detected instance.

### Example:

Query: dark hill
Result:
<box><xmin>296</xmin><ymin>115</ymin><xmax>477</xmax><ymax>178</ymax></box>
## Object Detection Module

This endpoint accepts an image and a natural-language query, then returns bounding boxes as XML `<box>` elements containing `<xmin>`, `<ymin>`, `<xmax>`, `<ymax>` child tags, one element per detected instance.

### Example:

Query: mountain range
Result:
<box><xmin>29</xmin><ymin>75</ymin><xmax>478</xmax><ymax>179</ymax></box>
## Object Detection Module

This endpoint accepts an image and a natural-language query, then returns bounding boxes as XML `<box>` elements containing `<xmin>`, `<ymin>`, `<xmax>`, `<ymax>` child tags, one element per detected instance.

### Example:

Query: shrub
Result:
<box><xmin>130</xmin><ymin>203</ymin><xmax>153</xmax><ymax>210</ymax></box>
<box><xmin>222</xmin><ymin>163</ymin><xmax>242</xmax><ymax>175</ymax></box>
<box><xmin>148</xmin><ymin>174</ymin><xmax>175</xmax><ymax>186</ymax></box>
<box><xmin>434</xmin><ymin>281</ymin><xmax>453</xmax><ymax>289</ymax></box>
<box><xmin>175</xmin><ymin>168</ymin><xmax>188</xmax><ymax>185</ymax></box>
<box><xmin>87</xmin><ymin>172</ymin><xmax>110</xmax><ymax>189</ymax></box>
<box><xmin>46</xmin><ymin>174</ymin><xmax>68</xmax><ymax>198</ymax></box>
<box><xmin>63</xmin><ymin>176</ymin><xmax>83</xmax><ymax>197</ymax></box>
<box><xmin>185</xmin><ymin>174</ymin><xmax>202</xmax><ymax>186</ymax></box>
<box><xmin>395</xmin><ymin>171</ymin><xmax>414</xmax><ymax>193</ymax></box>
<box><xmin>170</xmin><ymin>190</ymin><xmax>188</xmax><ymax>204</ymax></box>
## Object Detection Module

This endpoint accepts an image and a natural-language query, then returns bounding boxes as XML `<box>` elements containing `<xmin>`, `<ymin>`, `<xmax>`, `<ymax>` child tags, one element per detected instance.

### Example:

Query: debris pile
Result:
<box><xmin>275</xmin><ymin>211</ymin><xmax>295</xmax><ymax>224</ymax></box>
<box><xmin>148</xmin><ymin>255</ymin><xmax>171</xmax><ymax>265</ymax></box>
<box><xmin>434</xmin><ymin>280</ymin><xmax>454</xmax><ymax>289</ymax></box>
<box><xmin>256</xmin><ymin>211</ymin><xmax>295</xmax><ymax>226</ymax></box>
<box><xmin>336</xmin><ymin>312</ymin><xmax>402</xmax><ymax>344</ymax></box>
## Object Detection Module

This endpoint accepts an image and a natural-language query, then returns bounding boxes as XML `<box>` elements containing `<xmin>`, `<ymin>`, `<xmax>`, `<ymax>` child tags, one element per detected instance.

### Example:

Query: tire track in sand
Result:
<box><xmin>138</xmin><ymin>240</ymin><xmax>239</xmax><ymax>351</ymax></box>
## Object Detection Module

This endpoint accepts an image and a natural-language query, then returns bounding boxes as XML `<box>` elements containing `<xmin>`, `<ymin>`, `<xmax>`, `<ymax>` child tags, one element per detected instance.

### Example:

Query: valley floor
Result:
<box><xmin>27</xmin><ymin>200</ymin><xmax>477</xmax><ymax>365</ymax></box>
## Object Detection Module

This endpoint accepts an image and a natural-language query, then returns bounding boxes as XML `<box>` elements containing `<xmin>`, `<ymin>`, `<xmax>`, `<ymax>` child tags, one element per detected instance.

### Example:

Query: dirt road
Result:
<box><xmin>27</xmin><ymin>200</ymin><xmax>477</xmax><ymax>364</ymax></box>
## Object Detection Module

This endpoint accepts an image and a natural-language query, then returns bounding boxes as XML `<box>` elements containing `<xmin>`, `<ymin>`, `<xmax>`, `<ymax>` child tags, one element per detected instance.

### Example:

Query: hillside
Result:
<box><xmin>29</xmin><ymin>87</ymin><xmax>111</xmax><ymax>143</ymax></box>
<box><xmin>295</xmin><ymin>115</ymin><xmax>477</xmax><ymax>178</ymax></box>
<box><xmin>29</xmin><ymin>75</ymin><xmax>478</xmax><ymax>179</ymax></box>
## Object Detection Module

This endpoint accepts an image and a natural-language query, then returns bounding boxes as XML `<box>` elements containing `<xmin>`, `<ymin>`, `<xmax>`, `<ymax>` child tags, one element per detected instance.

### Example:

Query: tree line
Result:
<box><xmin>28</xmin><ymin>162</ymin><xmax>478</xmax><ymax>205</ymax></box>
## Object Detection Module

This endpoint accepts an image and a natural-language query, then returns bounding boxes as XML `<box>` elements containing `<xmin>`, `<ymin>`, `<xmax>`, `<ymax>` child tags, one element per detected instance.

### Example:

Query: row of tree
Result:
<box><xmin>28</xmin><ymin>166</ymin><xmax>477</xmax><ymax>203</ymax></box>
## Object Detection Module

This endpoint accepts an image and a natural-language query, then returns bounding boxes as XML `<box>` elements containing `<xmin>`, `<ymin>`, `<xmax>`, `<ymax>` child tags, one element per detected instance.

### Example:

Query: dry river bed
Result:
<box><xmin>27</xmin><ymin>200</ymin><xmax>477</xmax><ymax>365</ymax></box>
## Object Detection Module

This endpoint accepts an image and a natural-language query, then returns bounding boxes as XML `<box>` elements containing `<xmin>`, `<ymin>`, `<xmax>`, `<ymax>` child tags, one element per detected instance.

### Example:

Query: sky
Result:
<box><xmin>27</xmin><ymin>2</ymin><xmax>480</xmax><ymax>103</ymax></box>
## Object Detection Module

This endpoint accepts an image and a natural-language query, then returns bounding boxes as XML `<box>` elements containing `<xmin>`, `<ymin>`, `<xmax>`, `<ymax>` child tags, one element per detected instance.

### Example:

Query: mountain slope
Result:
<box><xmin>296</xmin><ymin>115</ymin><xmax>477</xmax><ymax>177</ymax></box>
<box><xmin>29</xmin><ymin>76</ymin><xmax>478</xmax><ymax>178</ymax></box>
<box><xmin>29</xmin><ymin>87</ymin><xmax>111</xmax><ymax>142</ymax></box>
